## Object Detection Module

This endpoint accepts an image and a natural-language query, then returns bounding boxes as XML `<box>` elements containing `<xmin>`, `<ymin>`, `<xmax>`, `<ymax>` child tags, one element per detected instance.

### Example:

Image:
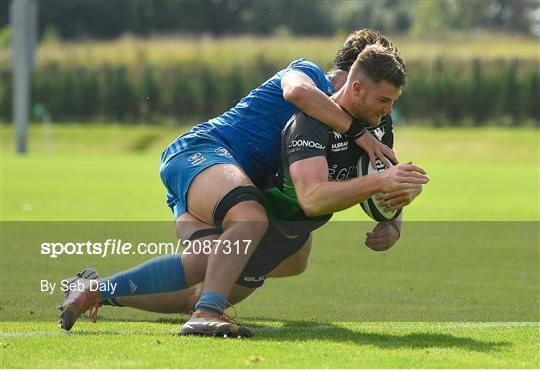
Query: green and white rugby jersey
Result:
<box><xmin>263</xmin><ymin>111</ymin><xmax>394</xmax><ymax>235</ymax></box>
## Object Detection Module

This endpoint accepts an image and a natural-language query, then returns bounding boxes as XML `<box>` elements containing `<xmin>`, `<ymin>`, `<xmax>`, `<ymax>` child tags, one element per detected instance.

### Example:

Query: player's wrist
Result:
<box><xmin>372</xmin><ymin>172</ymin><xmax>388</xmax><ymax>194</ymax></box>
<box><xmin>386</xmin><ymin>220</ymin><xmax>401</xmax><ymax>239</ymax></box>
<box><xmin>339</xmin><ymin>105</ymin><xmax>367</xmax><ymax>139</ymax></box>
<box><xmin>346</xmin><ymin>118</ymin><xmax>366</xmax><ymax>139</ymax></box>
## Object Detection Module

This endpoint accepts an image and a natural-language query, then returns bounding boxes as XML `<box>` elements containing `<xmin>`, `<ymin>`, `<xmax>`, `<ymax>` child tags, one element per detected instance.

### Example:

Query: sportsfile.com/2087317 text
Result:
<box><xmin>39</xmin><ymin>239</ymin><xmax>252</xmax><ymax>258</ymax></box>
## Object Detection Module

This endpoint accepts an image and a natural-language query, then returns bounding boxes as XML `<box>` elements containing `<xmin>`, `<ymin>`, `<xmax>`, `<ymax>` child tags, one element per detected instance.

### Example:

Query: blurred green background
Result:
<box><xmin>1</xmin><ymin>4</ymin><xmax>539</xmax><ymax>368</ymax></box>
<box><xmin>2</xmin><ymin>125</ymin><xmax>538</xmax><ymax>221</ymax></box>
<box><xmin>1</xmin><ymin>0</ymin><xmax>539</xmax><ymax>221</ymax></box>
<box><xmin>1</xmin><ymin>0</ymin><xmax>539</xmax><ymax>125</ymax></box>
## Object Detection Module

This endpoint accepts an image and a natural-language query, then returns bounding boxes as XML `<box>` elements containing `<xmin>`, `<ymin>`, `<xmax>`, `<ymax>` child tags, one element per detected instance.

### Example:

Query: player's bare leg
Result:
<box><xmin>174</xmin><ymin>212</ymin><xmax>221</xmax><ymax>287</ymax></box>
<box><xmin>56</xmin><ymin>213</ymin><xmax>213</xmax><ymax>332</ymax></box>
<box><xmin>103</xmin><ymin>237</ymin><xmax>313</xmax><ymax>313</ymax></box>
<box><xmin>114</xmin><ymin>283</ymin><xmax>256</xmax><ymax>314</ymax></box>
<box><xmin>185</xmin><ymin>164</ymin><xmax>268</xmax><ymax>293</ymax></box>
<box><xmin>180</xmin><ymin>164</ymin><xmax>268</xmax><ymax>337</ymax></box>
<box><xmin>57</xmin><ymin>212</ymin><xmax>247</xmax><ymax>331</ymax></box>
<box><xmin>58</xmin><ymin>222</ymin><xmax>310</xmax><ymax>330</ymax></box>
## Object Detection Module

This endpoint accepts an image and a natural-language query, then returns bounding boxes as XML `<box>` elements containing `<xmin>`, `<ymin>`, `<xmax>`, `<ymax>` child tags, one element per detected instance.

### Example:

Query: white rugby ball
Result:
<box><xmin>357</xmin><ymin>154</ymin><xmax>402</xmax><ymax>222</ymax></box>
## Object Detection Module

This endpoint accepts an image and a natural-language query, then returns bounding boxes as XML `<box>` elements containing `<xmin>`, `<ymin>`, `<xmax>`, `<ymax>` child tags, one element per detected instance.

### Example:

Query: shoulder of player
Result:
<box><xmin>381</xmin><ymin>114</ymin><xmax>394</xmax><ymax>127</ymax></box>
<box><xmin>288</xmin><ymin>111</ymin><xmax>327</xmax><ymax>133</ymax></box>
<box><xmin>367</xmin><ymin>114</ymin><xmax>393</xmax><ymax>134</ymax></box>
<box><xmin>286</xmin><ymin>58</ymin><xmax>323</xmax><ymax>71</ymax></box>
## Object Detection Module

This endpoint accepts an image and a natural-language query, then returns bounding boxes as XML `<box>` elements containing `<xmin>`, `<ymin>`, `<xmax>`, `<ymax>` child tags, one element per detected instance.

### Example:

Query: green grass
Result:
<box><xmin>2</xmin><ymin>124</ymin><xmax>538</xmax><ymax>221</ymax></box>
<box><xmin>1</xmin><ymin>124</ymin><xmax>539</xmax><ymax>368</ymax></box>
<box><xmin>2</xmin><ymin>220</ymin><xmax>539</xmax><ymax>367</ymax></box>
<box><xmin>2</xmin><ymin>322</ymin><xmax>538</xmax><ymax>368</ymax></box>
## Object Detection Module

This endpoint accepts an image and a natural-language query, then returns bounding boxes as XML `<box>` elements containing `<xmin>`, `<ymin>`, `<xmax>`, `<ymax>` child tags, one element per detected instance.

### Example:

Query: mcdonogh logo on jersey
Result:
<box><xmin>290</xmin><ymin>140</ymin><xmax>325</xmax><ymax>150</ymax></box>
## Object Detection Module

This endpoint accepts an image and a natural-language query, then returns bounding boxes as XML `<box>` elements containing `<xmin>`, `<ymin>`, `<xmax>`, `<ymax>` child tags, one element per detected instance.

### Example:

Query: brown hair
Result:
<box><xmin>334</xmin><ymin>28</ymin><xmax>405</xmax><ymax>73</ymax></box>
<box><xmin>349</xmin><ymin>44</ymin><xmax>407</xmax><ymax>88</ymax></box>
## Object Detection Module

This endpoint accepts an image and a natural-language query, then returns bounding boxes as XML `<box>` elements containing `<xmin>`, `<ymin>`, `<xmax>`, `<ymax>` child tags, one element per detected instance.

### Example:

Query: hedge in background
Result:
<box><xmin>1</xmin><ymin>58</ymin><xmax>538</xmax><ymax>126</ymax></box>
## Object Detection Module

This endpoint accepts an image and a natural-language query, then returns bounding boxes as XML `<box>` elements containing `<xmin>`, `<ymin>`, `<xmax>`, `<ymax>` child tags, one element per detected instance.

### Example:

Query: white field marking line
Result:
<box><xmin>0</xmin><ymin>330</ymin><xmax>176</xmax><ymax>337</ymax></box>
<box><xmin>1</xmin><ymin>322</ymin><xmax>537</xmax><ymax>337</ymax></box>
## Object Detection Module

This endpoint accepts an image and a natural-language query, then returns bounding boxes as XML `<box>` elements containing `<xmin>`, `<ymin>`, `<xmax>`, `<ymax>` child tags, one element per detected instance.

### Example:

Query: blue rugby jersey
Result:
<box><xmin>165</xmin><ymin>59</ymin><xmax>335</xmax><ymax>187</ymax></box>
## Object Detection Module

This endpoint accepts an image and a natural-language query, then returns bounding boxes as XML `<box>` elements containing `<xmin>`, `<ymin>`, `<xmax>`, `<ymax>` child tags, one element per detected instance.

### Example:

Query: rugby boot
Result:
<box><xmin>62</xmin><ymin>267</ymin><xmax>101</xmax><ymax>300</ymax></box>
<box><xmin>58</xmin><ymin>278</ymin><xmax>102</xmax><ymax>331</ymax></box>
<box><xmin>180</xmin><ymin>309</ymin><xmax>254</xmax><ymax>338</ymax></box>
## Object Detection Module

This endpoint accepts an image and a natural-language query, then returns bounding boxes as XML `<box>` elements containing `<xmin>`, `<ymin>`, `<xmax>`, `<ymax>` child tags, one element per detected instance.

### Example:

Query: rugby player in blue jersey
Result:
<box><xmin>59</xmin><ymin>42</ymin><xmax>428</xmax><ymax>337</ymax></box>
<box><xmin>59</xmin><ymin>29</ymin><xmax>397</xmax><ymax>333</ymax></box>
<box><xmin>162</xmin><ymin>29</ymin><xmax>401</xmax><ymax>337</ymax></box>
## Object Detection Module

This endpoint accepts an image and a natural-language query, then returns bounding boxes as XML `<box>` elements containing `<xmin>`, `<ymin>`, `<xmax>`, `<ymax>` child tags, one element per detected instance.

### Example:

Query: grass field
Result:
<box><xmin>2</xmin><ymin>322</ymin><xmax>538</xmax><ymax>368</ymax></box>
<box><xmin>1</xmin><ymin>124</ymin><xmax>539</xmax><ymax>368</ymax></box>
<box><xmin>1</xmin><ymin>124</ymin><xmax>538</xmax><ymax>221</ymax></box>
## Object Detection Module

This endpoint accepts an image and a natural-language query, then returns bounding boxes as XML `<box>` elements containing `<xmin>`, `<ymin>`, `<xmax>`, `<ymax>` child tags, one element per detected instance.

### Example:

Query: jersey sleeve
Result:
<box><xmin>284</xmin><ymin>112</ymin><xmax>329</xmax><ymax>166</ymax></box>
<box><xmin>286</xmin><ymin>59</ymin><xmax>329</xmax><ymax>92</ymax></box>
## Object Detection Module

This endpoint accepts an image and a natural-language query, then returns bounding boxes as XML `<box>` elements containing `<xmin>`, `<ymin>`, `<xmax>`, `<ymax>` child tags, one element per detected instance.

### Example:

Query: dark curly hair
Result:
<box><xmin>334</xmin><ymin>29</ymin><xmax>405</xmax><ymax>73</ymax></box>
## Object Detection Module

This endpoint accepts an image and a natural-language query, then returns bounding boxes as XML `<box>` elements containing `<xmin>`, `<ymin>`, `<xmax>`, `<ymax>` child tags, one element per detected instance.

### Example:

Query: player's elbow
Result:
<box><xmin>283</xmin><ymin>83</ymin><xmax>309</xmax><ymax>105</ymax></box>
<box><xmin>299</xmin><ymin>198</ymin><xmax>324</xmax><ymax>218</ymax></box>
<box><xmin>304</xmin><ymin>206</ymin><xmax>321</xmax><ymax>218</ymax></box>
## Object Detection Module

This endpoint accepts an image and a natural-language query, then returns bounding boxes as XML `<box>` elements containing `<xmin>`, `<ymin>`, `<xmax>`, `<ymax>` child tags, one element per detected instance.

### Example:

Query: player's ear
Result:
<box><xmin>351</xmin><ymin>80</ymin><xmax>363</xmax><ymax>97</ymax></box>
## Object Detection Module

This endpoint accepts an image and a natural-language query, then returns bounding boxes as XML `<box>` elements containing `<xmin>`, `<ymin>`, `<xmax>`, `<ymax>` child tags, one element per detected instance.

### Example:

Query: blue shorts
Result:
<box><xmin>160</xmin><ymin>133</ymin><xmax>239</xmax><ymax>220</ymax></box>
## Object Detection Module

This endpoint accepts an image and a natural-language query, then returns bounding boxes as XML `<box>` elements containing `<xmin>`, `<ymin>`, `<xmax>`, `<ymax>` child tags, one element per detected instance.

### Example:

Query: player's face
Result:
<box><xmin>350</xmin><ymin>79</ymin><xmax>402</xmax><ymax>126</ymax></box>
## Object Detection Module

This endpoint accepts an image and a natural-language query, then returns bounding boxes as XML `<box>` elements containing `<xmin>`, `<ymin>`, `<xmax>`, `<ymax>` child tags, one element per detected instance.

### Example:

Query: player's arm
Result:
<box><xmin>282</xmin><ymin>71</ymin><xmax>352</xmax><ymax>134</ymax></box>
<box><xmin>281</xmin><ymin>70</ymin><xmax>397</xmax><ymax>168</ymax></box>
<box><xmin>290</xmin><ymin>153</ymin><xmax>407</xmax><ymax>251</ymax></box>
<box><xmin>291</xmin><ymin>155</ymin><xmax>407</xmax><ymax>251</ymax></box>
<box><xmin>289</xmin><ymin>156</ymin><xmax>428</xmax><ymax>217</ymax></box>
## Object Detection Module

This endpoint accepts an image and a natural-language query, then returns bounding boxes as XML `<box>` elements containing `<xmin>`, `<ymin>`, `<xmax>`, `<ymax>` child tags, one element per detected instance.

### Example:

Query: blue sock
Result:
<box><xmin>99</xmin><ymin>254</ymin><xmax>187</xmax><ymax>300</ymax></box>
<box><xmin>195</xmin><ymin>291</ymin><xmax>227</xmax><ymax>314</ymax></box>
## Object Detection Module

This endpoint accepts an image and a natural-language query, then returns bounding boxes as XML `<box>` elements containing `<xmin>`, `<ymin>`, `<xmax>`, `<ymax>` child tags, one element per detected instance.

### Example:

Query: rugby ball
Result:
<box><xmin>357</xmin><ymin>155</ymin><xmax>402</xmax><ymax>222</ymax></box>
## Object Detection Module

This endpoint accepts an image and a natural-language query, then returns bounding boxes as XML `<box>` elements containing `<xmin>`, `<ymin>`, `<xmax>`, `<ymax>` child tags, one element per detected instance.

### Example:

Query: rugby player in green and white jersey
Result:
<box><xmin>59</xmin><ymin>45</ymin><xmax>428</xmax><ymax>337</ymax></box>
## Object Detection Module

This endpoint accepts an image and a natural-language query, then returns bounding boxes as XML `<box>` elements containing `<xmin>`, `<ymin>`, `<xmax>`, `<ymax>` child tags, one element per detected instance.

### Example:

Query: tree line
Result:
<box><xmin>1</xmin><ymin>0</ymin><xmax>538</xmax><ymax>39</ymax></box>
<box><xmin>1</xmin><ymin>58</ymin><xmax>538</xmax><ymax>126</ymax></box>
